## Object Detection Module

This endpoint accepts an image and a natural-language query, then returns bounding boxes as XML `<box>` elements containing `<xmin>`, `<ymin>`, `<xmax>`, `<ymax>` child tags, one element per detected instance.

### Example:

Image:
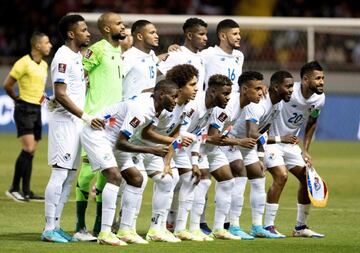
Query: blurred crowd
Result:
<box><xmin>0</xmin><ymin>0</ymin><xmax>360</xmax><ymax>70</ymax></box>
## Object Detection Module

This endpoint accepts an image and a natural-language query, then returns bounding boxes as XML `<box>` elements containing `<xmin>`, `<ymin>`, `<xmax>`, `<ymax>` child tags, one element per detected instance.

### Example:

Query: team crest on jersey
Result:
<box><xmin>58</xmin><ymin>63</ymin><xmax>67</xmax><ymax>73</ymax></box>
<box><xmin>103</xmin><ymin>153</ymin><xmax>111</xmax><ymax>161</ymax></box>
<box><xmin>217</xmin><ymin>112</ymin><xmax>228</xmax><ymax>122</ymax></box>
<box><xmin>308</xmin><ymin>104</ymin><xmax>315</xmax><ymax>112</ymax></box>
<box><xmin>220</xmin><ymin>57</ymin><xmax>225</xmax><ymax>61</ymax></box>
<box><xmin>235</xmin><ymin>57</ymin><xmax>239</xmax><ymax>64</ymax></box>
<box><xmin>186</xmin><ymin>108</ymin><xmax>195</xmax><ymax>118</ymax></box>
<box><xmin>130</xmin><ymin>117</ymin><xmax>141</xmax><ymax>128</ymax></box>
<box><xmin>84</xmin><ymin>49</ymin><xmax>93</xmax><ymax>59</ymax></box>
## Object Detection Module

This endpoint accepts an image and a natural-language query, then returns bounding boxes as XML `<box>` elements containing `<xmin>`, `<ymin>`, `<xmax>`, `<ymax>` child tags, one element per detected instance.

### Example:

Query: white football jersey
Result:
<box><xmin>270</xmin><ymin>81</ymin><xmax>325</xmax><ymax>136</ymax></box>
<box><xmin>157</xmin><ymin>46</ymin><xmax>205</xmax><ymax>94</ymax></box>
<box><xmin>232</xmin><ymin>95</ymin><xmax>282</xmax><ymax>138</ymax></box>
<box><xmin>201</xmin><ymin>46</ymin><xmax>244</xmax><ymax>93</ymax></box>
<box><xmin>134</xmin><ymin>103</ymin><xmax>187</xmax><ymax>146</ymax></box>
<box><xmin>51</xmin><ymin>45</ymin><xmax>86</xmax><ymax>120</ymax></box>
<box><xmin>122</xmin><ymin>47</ymin><xmax>159</xmax><ymax>99</ymax></box>
<box><xmin>97</xmin><ymin>93</ymin><xmax>156</xmax><ymax>147</ymax></box>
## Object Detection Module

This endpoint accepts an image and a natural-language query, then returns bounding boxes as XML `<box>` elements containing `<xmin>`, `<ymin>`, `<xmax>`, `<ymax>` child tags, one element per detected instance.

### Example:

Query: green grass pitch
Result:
<box><xmin>0</xmin><ymin>133</ymin><xmax>359</xmax><ymax>253</ymax></box>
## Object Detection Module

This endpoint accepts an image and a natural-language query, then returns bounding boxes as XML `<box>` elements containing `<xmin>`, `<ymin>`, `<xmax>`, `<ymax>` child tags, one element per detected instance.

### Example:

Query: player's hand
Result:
<box><xmin>208</xmin><ymin>134</ymin><xmax>227</xmax><ymax>146</ymax></box>
<box><xmin>302</xmin><ymin>151</ymin><xmax>312</xmax><ymax>166</ymax></box>
<box><xmin>238</xmin><ymin>138</ymin><xmax>257</xmax><ymax>148</ymax></box>
<box><xmin>168</xmin><ymin>44</ymin><xmax>181</xmax><ymax>52</ymax></box>
<box><xmin>281</xmin><ymin>134</ymin><xmax>299</xmax><ymax>144</ymax></box>
<box><xmin>90</xmin><ymin>118</ymin><xmax>105</xmax><ymax>130</ymax></box>
<box><xmin>191</xmin><ymin>165</ymin><xmax>201</xmax><ymax>185</ymax></box>
<box><xmin>152</xmin><ymin>145</ymin><xmax>169</xmax><ymax>157</ymax></box>
<box><xmin>181</xmin><ymin>136</ymin><xmax>194</xmax><ymax>147</ymax></box>
<box><xmin>162</xmin><ymin>164</ymin><xmax>173</xmax><ymax>178</ymax></box>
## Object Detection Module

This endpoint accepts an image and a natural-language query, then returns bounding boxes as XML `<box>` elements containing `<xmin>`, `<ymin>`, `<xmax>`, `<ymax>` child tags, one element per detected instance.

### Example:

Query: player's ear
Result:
<box><xmin>186</xmin><ymin>32</ymin><xmax>192</xmax><ymax>40</ymax></box>
<box><xmin>219</xmin><ymin>31</ymin><xmax>226</xmax><ymax>41</ymax></box>
<box><xmin>136</xmin><ymin>33</ymin><xmax>143</xmax><ymax>41</ymax></box>
<box><xmin>67</xmin><ymin>31</ymin><xmax>75</xmax><ymax>40</ymax></box>
<box><xmin>104</xmin><ymin>25</ymin><xmax>110</xmax><ymax>33</ymax></box>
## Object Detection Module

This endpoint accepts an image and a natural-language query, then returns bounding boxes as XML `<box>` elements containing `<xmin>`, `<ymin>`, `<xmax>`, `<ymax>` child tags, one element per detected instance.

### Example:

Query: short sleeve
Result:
<box><xmin>120</xmin><ymin>104</ymin><xmax>145</xmax><ymax>139</ymax></box>
<box><xmin>244</xmin><ymin>103</ymin><xmax>263</xmax><ymax>125</ymax></box>
<box><xmin>9</xmin><ymin>58</ymin><xmax>26</xmax><ymax>80</ymax></box>
<box><xmin>51</xmin><ymin>56</ymin><xmax>72</xmax><ymax>85</ymax></box>
<box><xmin>82</xmin><ymin>44</ymin><xmax>102</xmax><ymax>73</ymax></box>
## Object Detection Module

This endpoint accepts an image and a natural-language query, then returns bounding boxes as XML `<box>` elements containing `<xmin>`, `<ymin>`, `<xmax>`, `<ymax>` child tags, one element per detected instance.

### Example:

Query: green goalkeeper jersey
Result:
<box><xmin>82</xmin><ymin>39</ymin><xmax>123</xmax><ymax>114</ymax></box>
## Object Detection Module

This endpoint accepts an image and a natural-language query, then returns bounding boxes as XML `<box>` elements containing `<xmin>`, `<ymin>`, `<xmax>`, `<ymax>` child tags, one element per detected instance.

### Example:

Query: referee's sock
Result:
<box><xmin>11</xmin><ymin>150</ymin><xmax>32</xmax><ymax>193</ymax></box>
<box><xmin>21</xmin><ymin>150</ymin><xmax>34</xmax><ymax>196</ymax></box>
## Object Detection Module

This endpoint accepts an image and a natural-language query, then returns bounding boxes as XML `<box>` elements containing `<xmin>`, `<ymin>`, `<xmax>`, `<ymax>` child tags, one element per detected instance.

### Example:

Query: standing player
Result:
<box><xmin>264</xmin><ymin>61</ymin><xmax>325</xmax><ymax>238</ymax></box>
<box><xmin>4</xmin><ymin>32</ymin><xmax>52</xmax><ymax>202</ymax></box>
<box><xmin>201</xmin><ymin>19</ymin><xmax>244</xmax><ymax>93</ymax></box>
<box><xmin>74</xmin><ymin>12</ymin><xmax>126</xmax><ymax>241</ymax></box>
<box><xmin>122</xmin><ymin>20</ymin><xmax>159</xmax><ymax>99</ymax></box>
<box><xmin>158</xmin><ymin>17</ymin><xmax>208</xmax><ymax>94</ymax></box>
<box><xmin>41</xmin><ymin>14</ymin><xmax>91</xmax><ymax>243</ymax></box>
<box><xmin>120</xmin><ymin>26</ymin><xmax>133</xmax><ymax>53</ymax></box>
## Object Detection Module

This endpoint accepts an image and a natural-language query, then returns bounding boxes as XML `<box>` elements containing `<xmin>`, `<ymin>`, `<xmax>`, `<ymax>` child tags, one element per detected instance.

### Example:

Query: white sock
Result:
<box><xmin>200</xmin><ymin>193</ymin><xmax>208</xmax><ymax>224</ymax></box>
<box><xmin>296</xmin><ymin>203</ymin><xmax>310</xmax><ymax>227</ymax></box>
<box><xmin>131</xmin><ymin>170</ymin><xmax>148</xmax><ymax>231</ymax></box>
<box><xmin>229</xmin><ymin>177</ymin><xmax>247</xmax><ymax>227</ymax></box>
<box><xmin>162</xmin><ymin>168</ymin><xmax>179</xmax><ymax>229</ymax></box>
<box><xmin>44</xmin><ymin>169</ymin><xmax>68</xmax><ymax>231</ymax></box>
<box><xmin>120</xmin><ymin>184</ymin><xmax>143</xmax><ymax>231</ymax></box>
<box><xmin>54</xmin><ymin>170</ymin><xmax>76</xmax><ymax>229</ymax></box>
<box><xmin>190</xmin><ymin>179</ymin><xmax>211</xmax><ymax>231</ymax></box>
<box><xmin>175</xmin><ymin>171</ymin><xmax>195</xmax><ymax>232</ymax></box>
<box><xmin>150</xmin><ymin>174</ymin><xmax>173</xmax><ymax>230</ymax></box>
<box><xmin>264</xmin><ymin>203</ymin><xmax>279</xmax><ymax>227</ymax></box>
<box><xmin>167</xmin><ymin>181</ymin><xmax>180</xmax><ymax>227</ymax></box>
<box><xmin>101</xmin><ymin>183</ymin><xmax>120</xmax><ymax>233</ymax></box>
<box><xmin>249</xmin><ymin>177</ymin><xmax>266</xmax><ymax>226</ymax></box>
<box><xmin>213</xmin><ymin>178</ymin><xmax>235</xmax><ymax>231</ymax></box>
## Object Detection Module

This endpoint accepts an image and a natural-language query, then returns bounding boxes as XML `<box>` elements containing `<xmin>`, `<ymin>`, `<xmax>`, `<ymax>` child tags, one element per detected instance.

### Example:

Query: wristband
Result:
<box><xmin>81</xmin><ymin>112</ymin><xmax>93</xmax><ymax>125</ymax></box>
<box><xmin>257</xmin><ymin>152</ymin><xmax>265</xmax><ymax>158</ymax></box>
<box><xmin>275</xmin><ymin>136</ymin><xmax>281</xmax><ymax>143</ymax></box>
<box><xmin>191</xmin><ymin>156</ymin><xmax>199</xmax><ymax>166</ymax></box>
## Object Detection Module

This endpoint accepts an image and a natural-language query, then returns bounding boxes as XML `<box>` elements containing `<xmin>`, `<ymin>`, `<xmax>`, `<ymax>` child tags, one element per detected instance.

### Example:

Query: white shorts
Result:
<box><xmin>173</xmin><ymin>146</ymin><xmax>209</xmax><ymax>169</ymax></box>
<box><xmin>48</xmin><ymin>118</ymin><xmax>83</xmax><ymax>170</ymax></box>
<box><xmin>135</xmin><ymin>153</ymin><xmax>164</xmax><ymax>175</ymax></box>
<box><xmin>239</xmin><ymin>146</ymin><xmax>260</xmax><ymax>166</ymax></box>
<box><xmin>115</xmin><ymin>151</ymin><xmax>138</xmax><ymax>172</ymax></box>
<box><xmin>264</xmin><ymin>143</ymin><xmax>306</xmax><ymax>169</ymax></box>
<box><xmin>81</xmin><ymin>125</ymin><xmax>117</xmax><ymax>171</ymax></box>
<box><xmin>206</xmin><ymin>147</ymin><xmax>229</xmax><ymax>172</ymax></box>
<box><xmin>221</xmin><ymin>146</ymin><xmax>243</xmax><ymax>163</ymax></box>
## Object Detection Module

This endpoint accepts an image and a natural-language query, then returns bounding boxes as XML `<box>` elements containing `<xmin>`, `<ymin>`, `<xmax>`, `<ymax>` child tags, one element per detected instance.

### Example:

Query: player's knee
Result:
<box><xmin>275</xmin><ymin>170</ymin><xmax>288</xmax><ymax>186</ymax></box>
<box><xmin>128</xmin><ymin>173</ymin><xmax>143</xmax><ymax>188</ymax></box>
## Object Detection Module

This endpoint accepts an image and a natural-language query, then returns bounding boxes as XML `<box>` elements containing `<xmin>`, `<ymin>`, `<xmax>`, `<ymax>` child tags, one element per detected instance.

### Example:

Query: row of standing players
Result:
<box><xmin>3</xmin><ymin>12</ymin><xmax>325</xmax><ymax>246</ymax></box>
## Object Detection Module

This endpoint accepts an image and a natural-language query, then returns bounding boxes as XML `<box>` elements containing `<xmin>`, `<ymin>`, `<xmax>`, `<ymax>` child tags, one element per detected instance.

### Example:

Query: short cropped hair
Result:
<box><xmin>208</xmin><ymin>74</ymin><xmax>232</xmax><ymax>88</ymax></box>
<box><xmin>30</xmin><ymin>31</ymin><xmax>47</xmax><ymax>48</ymax></box>
<box><xmin>216</xmin><ymin>19</ymin><xmax>239</xmax><ymax>37</ymax></box>
<box><xmin>238</xmin><ymin>71</ymin><xmax>264</xmax><ymax>87</ymax></box>
<box><xmin>183</xmin><ymin>18</ymin><xmax>207</xmax><ymax>33</ymax></box>
<box><xmin>270</xmin><ymin>70</ymin><xmax>293</xmax><ymax>87</ymax></box>
<box><xmin>58</xmin><ymin>14</ymin><xmax>85</xmax><ymax>40</ymax></box>
<box><xmin>300</xmin><ymin>61</ymin><xmax>323</xmax><ymax>78</ymax></box>
<box><xmin>165</xmin><ymin>64</ymin><xmax>198</xmax><ymax>88</ymax></box>
<box><xmin>131</xmin><ymin>20</ymin><xmax>152</xmax><ymax>35</ymax></box>
<box><xmin>154</xmin><ymin>79</ymin><xmax>179</xmax><ymax>94</ymax></box>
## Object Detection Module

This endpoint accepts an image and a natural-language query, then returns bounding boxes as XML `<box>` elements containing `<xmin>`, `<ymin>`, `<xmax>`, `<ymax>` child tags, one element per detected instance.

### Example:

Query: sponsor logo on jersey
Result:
<box><xmin>130</xmin><ymin>117</ymin><xmax>141</xmax><ymax>128</ymax></box>
<box><xmin>217</xmin><ymin>112</ymin><xmax>228</xmax><ymax>122</ymax></box>
<box><xmin>235</xmin><ymin>57</ymin><xmax>239</xmax><ymax>64</ymax></box>
<box><xmin>84</xmin><ymin>49</ymin><xmax>93</xmax><ymax>59</ymax></box>
<box><xmin>58</xmin><ymin>63</ymin><xmax>67</xmax><ymax>73</ymax></box>
<box><xmin>291</xmin><ymin>104</ymin><xmax>297</xmax><ymax>108</ymax></box>
<box><xmin>220</xmin><ymin>57</ymin><xmax>225</xmax><ymax>61</ymax></box>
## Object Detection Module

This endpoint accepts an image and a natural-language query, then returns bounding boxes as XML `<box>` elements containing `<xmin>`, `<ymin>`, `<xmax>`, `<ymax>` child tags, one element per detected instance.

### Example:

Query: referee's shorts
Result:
<box><xmin>14</xmin><ymin>100</ymin><xmax>42</xmax><ymax>140</ymax></box>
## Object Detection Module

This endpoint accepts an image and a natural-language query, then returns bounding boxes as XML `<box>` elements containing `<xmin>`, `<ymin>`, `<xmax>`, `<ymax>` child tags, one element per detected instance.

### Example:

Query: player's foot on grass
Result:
<box><xmin>54</xmin><ymin>228</ymin><xmax>78</xmax><ymax>242</ymax></box>
<box><xmin>41</xmin><ymin>230</ymin><xmax>68</xmax><ymax>243</ymax></box>
<box><xmin>24</xmin><ymin>191</ymin><xmax>44</xmax><ymax>202</ymax></box>
<box><xmin>200</xmin><ymin>222</ymin><xmax>212</xmax><ymax>235</ymax></box>
<box><xmin>5</xmin><ymin>190</ymin><xmax>27</xmax><ymax>202</ymax></box>
<box><xmin>229</xmin><ymin>225</ymin><xmax>254</xmax><ymax>240</ymax></box>
<box><xmin>250</xmin><ymin>225</ymin><xmax>282</xmax><ymax>238</ymax></box>
<box><xmin>73</xmin><ymin>228</ymin><xmax>97</xmax><ymax>241</ymax></box>
<box><xmin>212</xmin><ymin>229</ymin><xmax>241</xmax><ymax>240</ymax></box>
<box><xmin>146</xmin><ymin>228</ymin><xmax>170</xmax><ymax>242</ymax></box>
<box><xmin>293</xmin><ymin>225</ymin><xmax>324</xmax><ymax>238</ymax></box>
<box><xmin>190</xmin><ymin>229</ymin><xmax>214</xmax><ymax>241</ymax></box>
<box><xmin>174</xmin><ymin>230</ymin><xmax>193</xmax><ymax>240</ymax></box>
<box><xmin>97</xmin><ymin>231</ymin><xmax>127</xmax><ymax>246</ymax></box>
<box><xmin>117</xmin><ymin>229</ymin><xmax>148</xmax><ymax>244</ymax></box>
<box><xmin>264</xmin><ymin>225</ymin><xmax>286</xmax><ymax>238</ymax></box>
<box><xmin>163</xmin><ymin>229</ymin><xmax>182</xmax><ymax>243</ymax></box>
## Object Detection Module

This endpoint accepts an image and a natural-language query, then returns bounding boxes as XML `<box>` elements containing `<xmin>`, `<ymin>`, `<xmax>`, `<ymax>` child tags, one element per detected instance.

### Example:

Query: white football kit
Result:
<box><xmin>231</xmin><ymin>95</ymin><xmax>282</xmax><ymax>166</ymax></box>
<box><xmin>122</xmin><ymin>47</ymin><xmax>159</xmax><ymax>99</ymax></box>
<box><xmin>81</xmin><ymin>93</ymin><xmax>157</xmax><ymax>172</ymax></box>
<box><xmin>158</xmin><ymin>46</ymin><xmax>205</xmax><ymax>95</ymax></box>
<box><xmin>201</xmin><ymin>46</ymin><xmax>244</xmax><ymax>93</ymax></box>
<box><xmin>265</xmin><ymin>82</ymin><xmax>325</xmax><ymax>169</ymax></box>
<box><xmin>48</xmin><ymin>45</ymin><xmax>86</xmax><ymax>169</ymax></box>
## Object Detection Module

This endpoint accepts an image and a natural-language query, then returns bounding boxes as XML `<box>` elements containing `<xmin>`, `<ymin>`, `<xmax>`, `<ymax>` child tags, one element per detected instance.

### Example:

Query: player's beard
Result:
<box><xmin>310</xmin><ymin>85</ymin><xmax>324</xmax><ymax>95</ymax></box>
<box><xmin>228</xmin><ymin>37</ymin><xmax>240</xmax><ymax>49</ymax></box>
<box><xmin>112</xmin><ymin>33</ymin><xmax>126</xmax><ymax>41</ymax></box>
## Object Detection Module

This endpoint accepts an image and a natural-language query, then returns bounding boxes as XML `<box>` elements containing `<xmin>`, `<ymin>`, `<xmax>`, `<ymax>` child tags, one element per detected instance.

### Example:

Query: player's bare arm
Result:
<box><xmin>3</xmin><ymin>75</ymin><xmax>19</xmax><ymax>100</ymax></box>
<box><xmin>303</xmin><ymin>115</ymin><xmax>318</xmax><ymax>165</ymax></box>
